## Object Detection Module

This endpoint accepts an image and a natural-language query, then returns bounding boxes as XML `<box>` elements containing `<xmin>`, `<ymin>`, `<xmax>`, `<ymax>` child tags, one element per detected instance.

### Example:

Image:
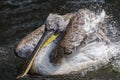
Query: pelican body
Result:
<box><xmin>15</xmin><ymin>9</ymin><xmax>119</xmax><ymax>75</ymax></box>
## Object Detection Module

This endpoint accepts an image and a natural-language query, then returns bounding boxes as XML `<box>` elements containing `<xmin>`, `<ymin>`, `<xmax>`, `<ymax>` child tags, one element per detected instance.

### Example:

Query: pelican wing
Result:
<box><xmin>15</xmin><ymin>25</ymin><xmax>45</xmax><ymax>58</ymax></box>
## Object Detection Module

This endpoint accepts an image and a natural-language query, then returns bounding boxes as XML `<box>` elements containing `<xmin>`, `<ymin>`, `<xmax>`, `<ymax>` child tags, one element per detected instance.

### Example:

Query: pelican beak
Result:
<box><xmin>17</xmin><ymin>28</ymin><xmax>61</xmax><ymax>79</ymax></box>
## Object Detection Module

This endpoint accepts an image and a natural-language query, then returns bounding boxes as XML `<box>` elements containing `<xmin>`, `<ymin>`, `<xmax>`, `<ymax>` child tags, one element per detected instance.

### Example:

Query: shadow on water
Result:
<box><xmin>0</xmin><ymin>0</ymin><xmax>120</xmax><ymax>80</ymax></box>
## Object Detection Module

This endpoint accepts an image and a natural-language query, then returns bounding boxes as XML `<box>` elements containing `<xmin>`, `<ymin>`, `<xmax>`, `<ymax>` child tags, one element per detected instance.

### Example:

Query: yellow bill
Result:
<box><xmin>42</xmin><ymin>34</ymin><xmax>59</xmax><ymax>48</ymax></box>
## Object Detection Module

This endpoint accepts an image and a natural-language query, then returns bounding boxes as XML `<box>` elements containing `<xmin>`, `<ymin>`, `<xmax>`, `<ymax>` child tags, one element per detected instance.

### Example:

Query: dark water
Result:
<box><xmin>0</xmin><ymin>0</ymin><xmax>120</xmax><ymax>80</ymax></box>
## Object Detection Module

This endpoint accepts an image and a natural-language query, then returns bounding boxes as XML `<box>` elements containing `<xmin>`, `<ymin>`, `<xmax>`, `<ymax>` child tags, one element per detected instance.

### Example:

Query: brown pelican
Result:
<box><xmin>15</xmin><ymin>9</ymin><xmax>119</xmax><ymax>76</ymax></box>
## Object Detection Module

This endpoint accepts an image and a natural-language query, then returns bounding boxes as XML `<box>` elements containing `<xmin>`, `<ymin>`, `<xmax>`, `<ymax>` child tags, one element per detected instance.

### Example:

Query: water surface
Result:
<box><xmin>0</xmin><ymin>0</ymin><xmax>120</xmax><ymax>80</ymax></box>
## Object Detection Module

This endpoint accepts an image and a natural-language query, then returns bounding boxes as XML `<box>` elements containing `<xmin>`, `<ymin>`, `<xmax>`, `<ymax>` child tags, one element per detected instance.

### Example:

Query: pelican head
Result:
<box><xmin>45</xmin><ymin>14</ymin><xmax>70</xmax><ymax>33</ymax></box>
<box><xmin>35</xmin><ymin>13</ymin><xmax>70</xmax><ymax>52</ymax></box>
